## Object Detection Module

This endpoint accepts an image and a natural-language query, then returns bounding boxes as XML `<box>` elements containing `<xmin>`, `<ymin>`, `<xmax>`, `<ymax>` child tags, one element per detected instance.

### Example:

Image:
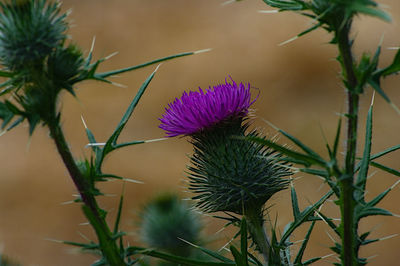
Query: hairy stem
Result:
<box><xmin>48</xmin><ymin>118</ymin><xmax>125</xmax><ymax>266</ymax></box>
<box><xmin>337</xmin><ymin>20</ymin><xmax>359</xmax><ymax>266</ymax></box>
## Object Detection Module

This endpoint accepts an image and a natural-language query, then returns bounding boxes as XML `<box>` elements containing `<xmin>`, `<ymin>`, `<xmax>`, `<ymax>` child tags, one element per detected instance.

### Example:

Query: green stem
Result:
<box><xmin>337</xmin><ymin>20</ymin><xmax>359</xmax><ymax>266</ymax></box>
<box><xmin>244</xmin><ymin>207</ymin><xmax>270</xmax><ymax>265</ymax></box>
<box><xmin>48</xmin><ymin>118</ymin><xmax>125</xmax><ymax>266</ymax></box>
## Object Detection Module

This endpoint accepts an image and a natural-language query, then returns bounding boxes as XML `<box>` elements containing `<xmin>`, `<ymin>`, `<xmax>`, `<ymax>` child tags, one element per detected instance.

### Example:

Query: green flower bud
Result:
<box><xmin>188</xmin><ymin>118</ymin><xmax>291</xmax><ymax>215</ymax></box>
<box><xmin>0</xmin><ymin>0</ymin><xmax>67</xmax><ymax>71</ymax></box>
<box><xmin>139</xmin><ymin>193</ymin><xmax>202</xmax><ymax>257</ymax></box>
<box><xmin>47</xmin><ymin>43</ymin><xmax>84</xmax><ymax>94</ymax></box>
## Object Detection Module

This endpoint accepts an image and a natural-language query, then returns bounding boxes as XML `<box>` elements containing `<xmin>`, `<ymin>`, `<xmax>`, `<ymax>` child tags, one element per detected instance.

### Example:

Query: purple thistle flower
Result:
<box><xmin>159</xmin><ymin>78</ymin><xmax>257</xmax><ymax>137</ymax></box>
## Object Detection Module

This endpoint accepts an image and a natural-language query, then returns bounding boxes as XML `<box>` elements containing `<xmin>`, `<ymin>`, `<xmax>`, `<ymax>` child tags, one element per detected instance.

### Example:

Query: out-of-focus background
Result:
<box><xmin>0</xmin><ymin>0</ymin><xmax>399</xmax><ymax>265</ymax></box>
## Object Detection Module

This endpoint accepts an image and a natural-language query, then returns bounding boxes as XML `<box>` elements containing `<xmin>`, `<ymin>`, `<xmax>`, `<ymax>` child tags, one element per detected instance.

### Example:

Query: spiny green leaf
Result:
<box><xmin>332</xmin><ymin>116</ymin><xmax>342</xmax><ymax>159</ymax></box>
<box><xmin>96</xmin><ymin>50</ymin><xmax>208</xmax><ymax>79</ymax></box>
<box><xmin>315</xmin><ymin>210</ymin><xmax>340</xmax><ymax>236</ymax></box>
<box><xmin>355</xmin><ymin>102</ymin><xmax>373</xmax><ymax>199</ymax></box>
<box><xmin>350</xmin><ymin>3</ymin><xmax>391</xmax><ymax>22</ymax></box>
<box><xmin>99</xmin><ymin>66</ymin><xmax>158</xmax><ymax>168</ymax></box>
<box><xmin>262</xmin><ymin>0</ymin><xmax>306</xmax><ymax>11</ymax></box>
<box><xmin>246</xmin><ymin>252</ymin><xmax>263</xmax><ymax>266</ymax></box>
<box><xmin>127</xmin><ymin>247</ymin><xmax>235</xmax><ymax>266</ymax></box>
<box><xmin>303</xmin><ymin>257</ymin><xmax>322</xmax><ymax>265</ymax></box>
<box><xmin>381</xmin><ymin>48</ymin><xmax>400</xmax><ymax>76</ymax></box>
<box><xmin>230</xmin><ymin>245</ymin><xmax>247</xmax><ymax>266</ymax></box>
<box><xmin>300</xmin><ymin>168</ymin><xmax>329</xmax><ymax>178</ymax></box>
<box><xmin>280</xmin><ymin>190</ymin><xmax>334</xmax><ymax>243</ymax></box>
<box><xmin>367</xmin><ymin>78</ymin><xmax>391</xmax><ymax>103</ymax></box>
<box><xmin>63</xmin><ymin>240</ymin><xmax>99</xmax><ymax>250</ymax></box>
<box><xmin>370</xmin><ymin>161</ymin><xmax>400</xmax><ymax>177</ymax></box>
<box><xmin>368</xmin><ymin>187</ymin><xmax>392</xmax><ymax>208</ymax></box>
<box><xmin>248</xmin><ymin>136</ymin><xmax>326</xmax><ymax>167</ymax></box>
<box><xmin>276</xmin><ymin>126</ymin><xmax>323</xmax><ymax>160</ymax></box>
<box><xmin>240</xmin><ymin>218</ymin><xmax>248</xmax><ymax>260</ymax></box>
<box><xmin>82</xmin><ymin>117</ymin><xmax>102</xmax><ymax>159</ymax></box>
<box><xmin>112</xmin><ymin>140</ymin><xmax>145</xmax><ymax>150</ymax></box>
<box><xmin>370</xmin><ymin>144</ymin><xmax>400</xmax><ymax>161</ymax></box>
<box><xmin>113</xmin><ymin>193</ymin><xmax>124</xmax><ymax>235</ymax></box>
<box><xmin>290</xmin><ymin>184</ymin><xmax>301</xmax><ymax>220</ymax></box>
<box><xmin>0</xmin><ymin>70</ymin><xmax>12</xmax><ymax>77</ymax></box>
<box><xmin>356</xmin><ymin>206</ymin><xmax>392</xmax><ymax>220</ymax></box>
<box><xmin>294</xmin><ymin>221</ymin><xmax>316</xmax><ymax>264</ymax></box>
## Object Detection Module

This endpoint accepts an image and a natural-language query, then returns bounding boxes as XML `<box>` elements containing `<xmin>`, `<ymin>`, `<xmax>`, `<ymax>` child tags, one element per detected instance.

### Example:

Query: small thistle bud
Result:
<box><xmin>159</xmin><ymin>78</ymin><xmax>291</xmax><ymax>215</ymax></box>
<box><xmin>139</xmin><ymin>193</ymin><xmax>202</xmax><ymax>257</ymax></box>
<box><xmin>0</xmin><ymin>0</ymin><xmax>67</xmax><ymax>71</ymax></box>
<box><xmin>47</xmin><ymin>44</ymin><xmax>84</xmax><ymax>94</ymax></box>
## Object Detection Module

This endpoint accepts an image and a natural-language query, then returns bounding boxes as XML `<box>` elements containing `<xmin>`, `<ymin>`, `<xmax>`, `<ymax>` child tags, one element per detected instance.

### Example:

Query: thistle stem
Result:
<box><xmin>48</xmin><ymin>118</ymin><xmax>125</xmax><ymax>266</ymax></box>
<box><xmin>336</xmin><ymin>20</ymin><xmax>359</xmax><ymax>266</ymax></box>
<box><xmin>244</xmin><ymin>207</ymin><xmax>270</xmax><ymax>265</ymax></box>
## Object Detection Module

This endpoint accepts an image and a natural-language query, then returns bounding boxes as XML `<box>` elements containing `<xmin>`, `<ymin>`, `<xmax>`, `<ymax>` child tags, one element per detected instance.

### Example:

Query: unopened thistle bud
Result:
<box><xmin>0</xmin><ymin>0</ymin><xmax>67</xmax><ymax>71</ymax></box>
<box><xmin>159</xmin><ymin>78</ymin><xmax>291</xmax><ymax>215</ymax></box>
<box><xmin>139</xmin><ymin>193</ymin><xmax>202</xmax><ymax>257</ymax></box>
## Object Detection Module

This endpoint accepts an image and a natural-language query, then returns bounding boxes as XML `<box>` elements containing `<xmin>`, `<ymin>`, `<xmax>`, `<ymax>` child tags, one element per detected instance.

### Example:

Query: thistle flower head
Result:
<box><xmin>160</xmin><ymin>78</ymin><xmax>290</xmax><ymax>215</ymax></box>
<box><xmin>159</xmin><ymin>78</ymin><xmax>256</xmax><ymax>137</ymax></box>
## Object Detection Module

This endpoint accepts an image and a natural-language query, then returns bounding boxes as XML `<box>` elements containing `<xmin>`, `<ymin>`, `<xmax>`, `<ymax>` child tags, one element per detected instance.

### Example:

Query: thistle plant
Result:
<box><xmin>0</xmin><ymin>0</ymin><xmax>399</xmax><ymax>265</ymax></box>
<box><xmin>0</xmin><ymin>0</ymin><xmax>208</xmax><ymax>265</ymax></box>
<box><xmin>159</xmin><ymin>78</ymin><xmax>292</xmax><ymax>264</ymax></box>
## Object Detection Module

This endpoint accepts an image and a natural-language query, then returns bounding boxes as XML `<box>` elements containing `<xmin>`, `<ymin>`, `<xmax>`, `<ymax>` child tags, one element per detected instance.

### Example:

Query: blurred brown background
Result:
<box><xmin>0</xmin><ymin>0</ymin><xmax>399</xmax><ymax>265</ymax></box>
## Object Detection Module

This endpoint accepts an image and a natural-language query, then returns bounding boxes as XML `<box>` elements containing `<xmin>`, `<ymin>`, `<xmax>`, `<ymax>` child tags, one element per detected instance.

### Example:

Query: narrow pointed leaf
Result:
<box><xmin>96</xmin><ymin>50</ymin><xmax>203</xmax><ymax>79</ymax></box>
<box><xmin>332</xmin><ymin>117</ymin><xmax>342</xmax><ymax>159</ymax></box>
<box><xmin>368</xmin><ymin>78</ymin><xmax>391</xmax><ymax>103</ymax></box>
<box><xmin>101</xmin><ymin>67</ymin><xmax>158</xmax><ymax>162</ymax></box>
<box><xmin>277</xmin><ymin>127</ymin><xmax>323</xmax><ymax>160</ymax></box>
<box><xmin>129</xmin><ymin>247</ymin><xmax>234</xmax><ymax>266</ymax></box>
<box><xmin>300</xmin><ymin>168</ymin><xmax>329</xmax><ymax>178</ymax></box>
<box><xmin>350</xmin><ymin>3</ymin><xmax>391</xmax><ymax>22</ymax></box>
<box><xmin>290</xmin><ymin>185</ymin><xmax>301</xmax><ymax>219</ymax></box>
<box><xmin>368</xmin><ymin>187</ymin><xmax>391</xmax><ymax>207</ymax></box>
<box><xmin>357</xmin><ymin>207</ymin><xmax>392</xmax><ymax>220</ymax></box>
<box><xmin>381</xmin><ymin>49</ymin><xmax>400</xmax><ymax>76</ymax></box>
<box><xmin>248</xmin><ymin>136</ymin><xmax>326</xmax><ymax>167</ymax></box>
<box><xmin>230</xmin><ymin>245</ymin><xmax>247</xmax><ymax>266</ymax></box>
<box><xmin>83</xmin><ymin>122</ymin><xmax>102</xmax><ymax>159</ymax></box>
<box><xmin>370</xmin><ymin>161</ymin><xmax>400</xmax><ymax>177</ymax></box>
<box><xmin>294</xmin><ymin>221</ymin><xmax>316</xmax><ymax>264</ymax></box>
<box><xmin>370</xmin><ymin>144</ymin><xmax>400</xmax><ymax>161</ymax></box>
<box><xmin>113</xmin><ymin>193</ymin><xmax>124</xmax><ymax>235</ymax></box>
<box><xmin>240</xmin><ymin>218</ymin><xmax>248</xmax><ymax>259</ymax></box>
<box><xmin>112</xmin><ymin>140</ymin><xmax>145</xmax><ymax>150</ymax></box>
<box><xmin>5</xmin><ymin>116</ymin><xmax>24</xmax><ymax>131</ymax></box>
<box><xmin>262</xmin><ymin>0</ymin><xmax>306</xmax><ymax>10</ymax></box>
<box><xmin>194</xmin><ymin>245</ymin><xmax>235</xmax><ymax>263</ymax></box>
<box><xmin>303</xmin><ymin>257</ymin><xmax>322</xmax><ymax>265</ymax></box>
<box><xmin>247</xmin><ymin>252</ymin><xmax>263</xmax><ymax>266</ymax></box>
<box><xmin>315</xmin><ymin>210</ymin><xmax>339</xmax><ymax>236</ymax></box>
<box><xmin>63</xmin><ymin>240</ymin><xmax>99</xmax><ymax>250</ymax></box>
<box><xmin>0</xmin><ymin>70</ymin><xmax>12</xmax><ymax>77</ymax></box>
<box><xmin>355</xmin><ymin>103</ymin><xmax>373</xmax><ymax>197</ymax></box>
<box><xmin>280</xmin><ymin>190</ymin><xmax>334</xmax><ymax>243</ymax></box>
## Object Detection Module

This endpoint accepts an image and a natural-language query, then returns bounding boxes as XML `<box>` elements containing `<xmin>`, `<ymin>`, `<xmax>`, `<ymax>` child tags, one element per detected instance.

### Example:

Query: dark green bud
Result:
<box><xmin>188</xmin><ymin>118</ymin><xmax>291</xmax><ymax>214</ymax></box>
<box><xmin>0</xmin><ymin>0</ymin><xmax>67</xmax><ymax>71</ymax></box>
<box><xmin>47</xmin><ymin>43</ymin><xmax>84</xmax><ymax>94</ymax></box>
<box><xmin>139</xmin><ymin>193</ymin><xmax>202</xmax><ymax>257</ymax></box>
